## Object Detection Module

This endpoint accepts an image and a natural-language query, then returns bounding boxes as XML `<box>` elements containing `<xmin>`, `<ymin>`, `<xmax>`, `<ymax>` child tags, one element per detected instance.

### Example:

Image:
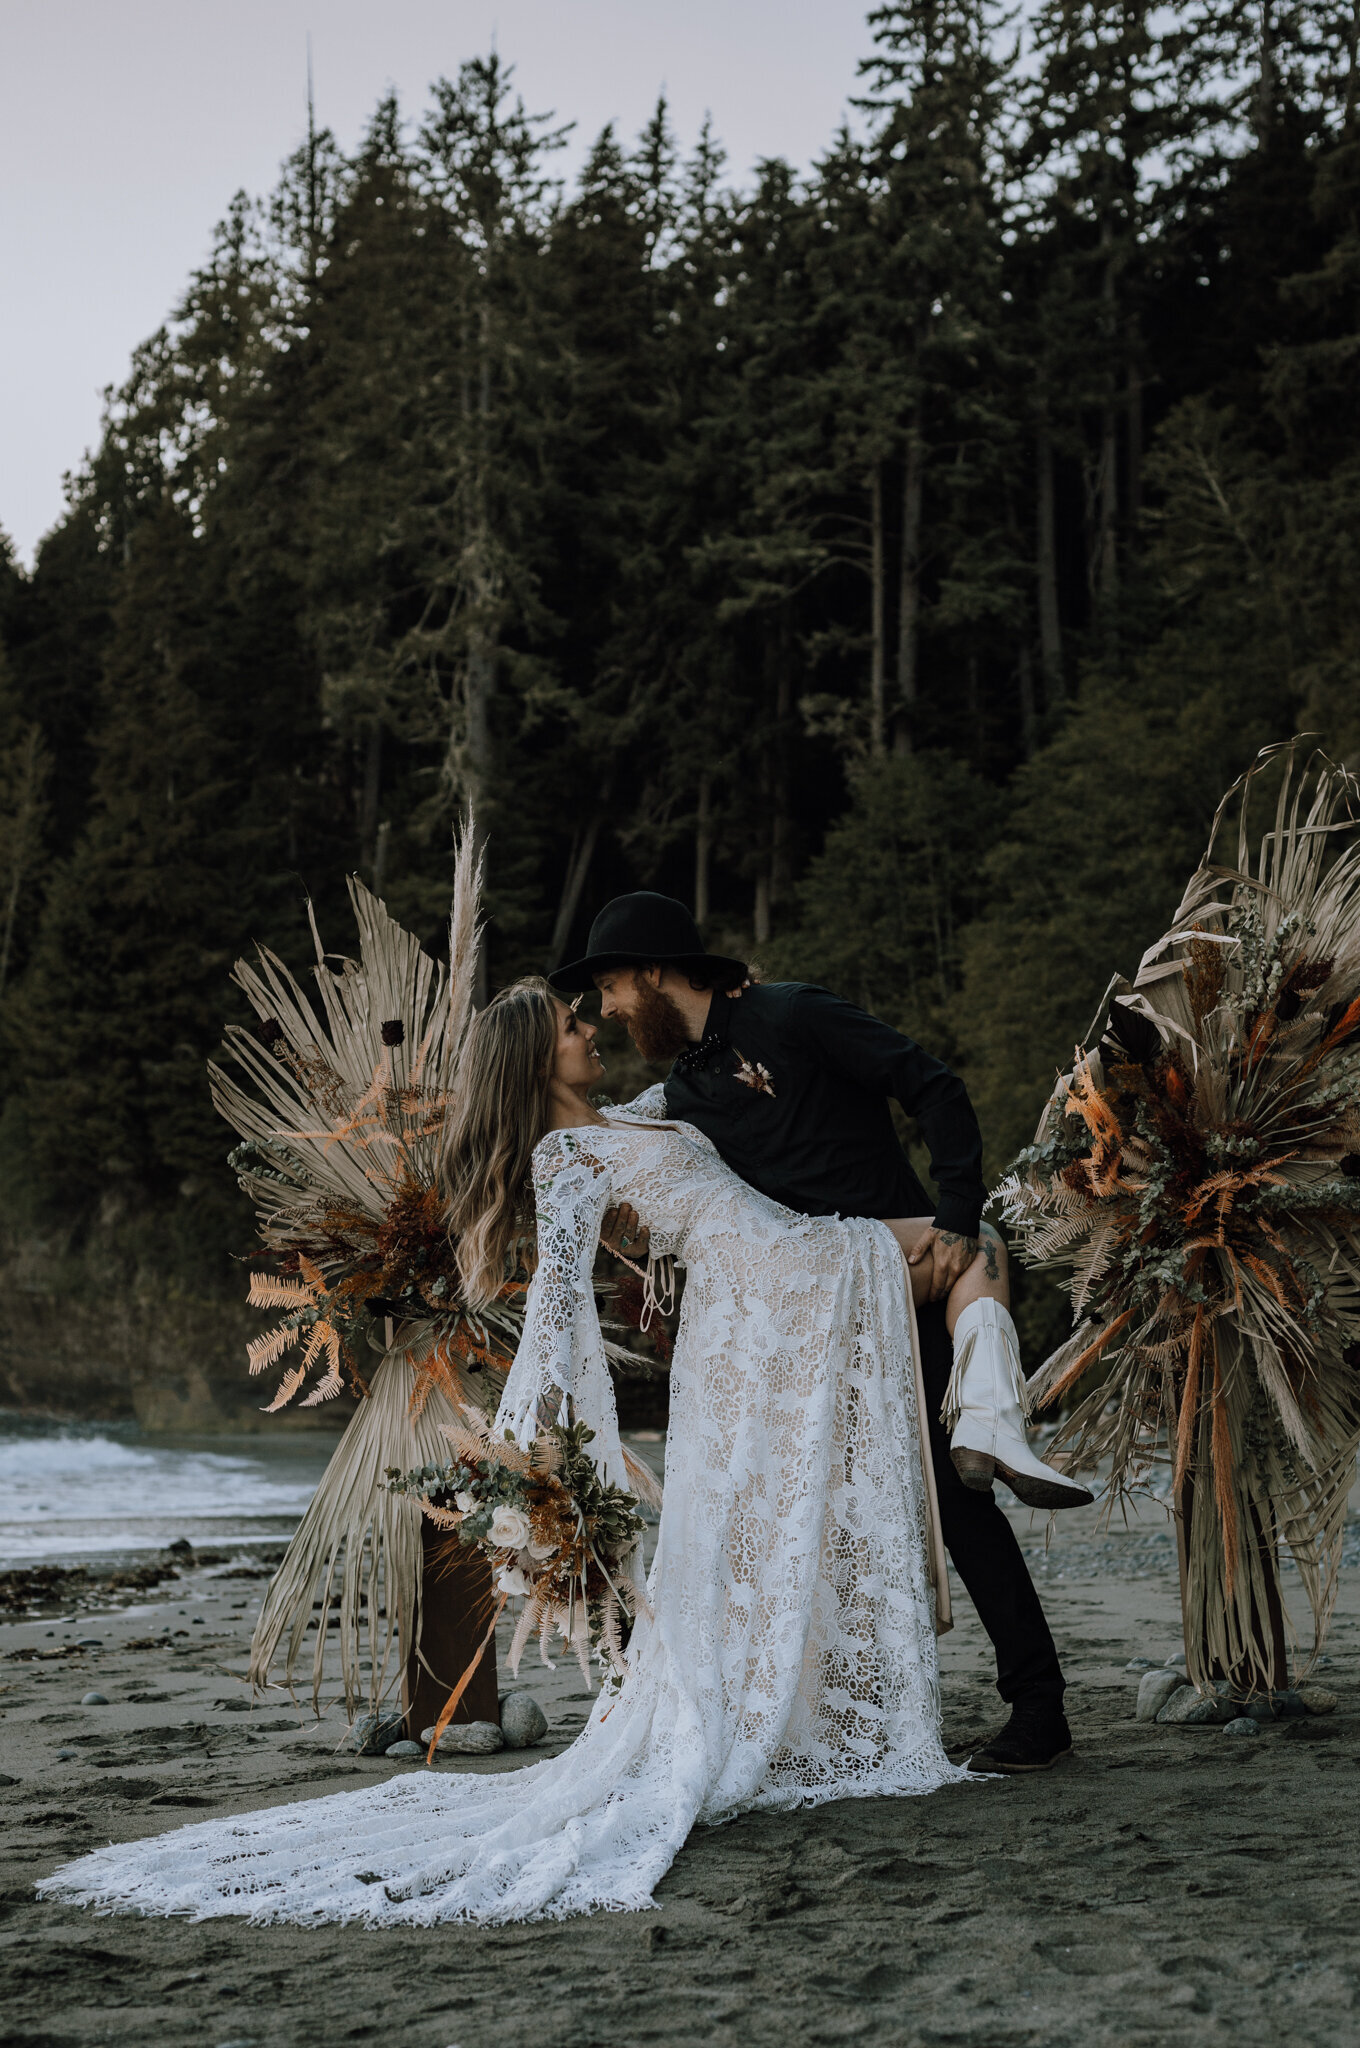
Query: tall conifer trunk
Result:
<box><xmin>0</xmin><ymin>727</ymin><xmax>44</xmax><ymax>996</ymax></box>
<box><xmin>548</xmin><ymin>812</ymin><xmax>603</xmax><ymax>965</ymax></box>
<box><xmin>1255</xmin><ymin>1</ymin><xmax>1277</xmax><ymax>138</ymax></box>
<box><xmin>1096</xmin><ymin>218</ymin><xmax>1120</xmax><ymax>618</ymax></box>
<box><xmin>461</xmin><ymin>625</ymin><xmax>495</xmax><ymax>1006</ymax></box>
<box><xmin>456</xmin><ymin>301</ymin><xmax>499</xmax><ymax>1008</ymax></box>
<box><xmin>896</xmin><ymin>407</ymin><xmax>923</xmax><ymax>753</ymax></box>
<box><xmin>753</xmin><ymin>870</ymin><xmax>771</xmax><ymax>946</ymax></box>
<box><xmin>1017</xmin><ymin>640</ymin><xmax>1037</xmax><ymax>759</ymax></box>
<box><xmin>360</xmin><ymin>718</ymin><xmax>383</xmax><ymax>876</ymax></box>
<box><xmin>1036</xmin><ymin>423</ymin><xmax>1064</xmax><ymax>705</ymax></box>
<box><xmin>1127</xmin><ymin>350</ymin><xmax>1143</xmax><ymax>522</ymax></box>
<box><xmin>770</xmin><ymin>626</ymin><xmax>794</xmax><ymax>912</ymax></box>
<box><xmin>694</xmin><ymin>776</ymin><xmax>712</xmax><ymax>926</ymax></box>
<box><xmin>869</xmin><ymin>464</ymin><xmax>887</xmax><ymax>756</ymax></box>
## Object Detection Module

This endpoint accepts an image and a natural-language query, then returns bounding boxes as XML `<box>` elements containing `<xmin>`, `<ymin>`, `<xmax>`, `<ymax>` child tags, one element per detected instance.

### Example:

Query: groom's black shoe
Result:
<box><xmin>971</xmin><ymin>1701</ymin><xmax>1072</xmax><ymax>1773</ymax></box>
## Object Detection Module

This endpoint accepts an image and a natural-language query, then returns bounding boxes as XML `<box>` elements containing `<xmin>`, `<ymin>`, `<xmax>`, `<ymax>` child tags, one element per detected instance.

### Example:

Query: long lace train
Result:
<box><xmin>40</xmin><ymin>1114</ymin><xmax>970</xmax><ymax>1924</ymax></box>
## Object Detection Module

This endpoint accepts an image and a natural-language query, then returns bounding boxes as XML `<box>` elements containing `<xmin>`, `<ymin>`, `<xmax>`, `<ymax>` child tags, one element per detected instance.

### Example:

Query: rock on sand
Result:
<box><xmin>1156</xmin><ymin>1684</ymin><xmax>1232</xmax><ymax>1726</ymax></box>
<box><xmin>1136</xmin><ymin>1670</ymin><xmax>1182</xmax><ymax>1721</ymax></box>
<box><xmin>500</xmin><ymin>1691</ymin><xmax>549</xmax><ymax>1748</ymax></box>
<box><xmin>420</xmin><ymin>1720</ymin><xmax>504</xmax><ymax>1754</ymax></box>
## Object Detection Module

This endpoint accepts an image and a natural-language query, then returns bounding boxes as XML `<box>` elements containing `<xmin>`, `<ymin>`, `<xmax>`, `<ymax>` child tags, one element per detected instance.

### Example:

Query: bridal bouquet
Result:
<box><xmin>389</xmin><ymin>1414</ymin><xmax>651</xmax><ymax>1735</ymax></box>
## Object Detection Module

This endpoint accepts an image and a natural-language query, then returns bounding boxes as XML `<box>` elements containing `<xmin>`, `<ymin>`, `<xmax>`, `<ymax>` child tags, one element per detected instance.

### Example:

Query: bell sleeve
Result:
<box><xmin>493</xmin><ymin>1129</ymin><xmax>629</xmax><ymax>1491</ymax></box>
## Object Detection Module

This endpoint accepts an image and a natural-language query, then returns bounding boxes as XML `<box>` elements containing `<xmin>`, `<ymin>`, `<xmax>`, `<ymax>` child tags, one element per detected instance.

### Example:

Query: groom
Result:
<box><xmin>551</xmin><ymin>890</ymin><xmax>1072</xmax><ymax>1773</ymax></box>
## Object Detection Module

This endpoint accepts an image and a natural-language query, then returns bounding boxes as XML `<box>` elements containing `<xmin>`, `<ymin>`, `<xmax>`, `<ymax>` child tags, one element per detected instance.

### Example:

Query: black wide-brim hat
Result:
<box><xmin>549</xmin><ymin>891</ymin><xmax>748</xmax><ymax>995</ymax></box>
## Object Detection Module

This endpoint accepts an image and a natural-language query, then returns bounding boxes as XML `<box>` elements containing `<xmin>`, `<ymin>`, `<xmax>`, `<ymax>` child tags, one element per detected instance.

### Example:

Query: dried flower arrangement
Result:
<box><xmin>389</xmin><ymin>1416</ymin><xmax>651</xmax><ymax>1751</ymax></box>
<box><xmin>996</xmin><ymin>745</ymin><xmax>1360</xmax><ymax>1698</ymax></box>
<box><xmin>211</xmin><ymin>827</ymin><xmax>661</xmax><ymax>1716</ymax></box>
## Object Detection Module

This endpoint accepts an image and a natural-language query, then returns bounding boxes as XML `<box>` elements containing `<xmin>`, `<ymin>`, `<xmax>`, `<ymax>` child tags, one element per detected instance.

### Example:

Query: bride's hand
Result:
<box><xmin>602</xmin><ymin>1203</ymin><xmax>651</xmax><ymax>1263</ymax></box>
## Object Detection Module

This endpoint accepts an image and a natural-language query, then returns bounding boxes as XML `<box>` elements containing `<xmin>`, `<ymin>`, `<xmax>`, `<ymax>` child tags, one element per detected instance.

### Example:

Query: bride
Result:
<box><xmin>41</xmin><ymin>978</ymin><xmax>974</xmax><ymax>1927</ymax></box>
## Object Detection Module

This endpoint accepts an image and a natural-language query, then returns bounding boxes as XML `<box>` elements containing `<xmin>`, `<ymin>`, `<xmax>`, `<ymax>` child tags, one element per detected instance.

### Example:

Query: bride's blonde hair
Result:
<box><xmin>444</xmin><ymin>975</ymin><xmax>559</xmax><ymax>1307</ymax></box>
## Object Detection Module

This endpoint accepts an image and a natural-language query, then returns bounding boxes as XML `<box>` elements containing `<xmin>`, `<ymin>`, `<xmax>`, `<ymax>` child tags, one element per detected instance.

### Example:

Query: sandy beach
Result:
<box><xmin>1</xmin><ymin>1489</ymin><xmax>1356</xmax><ymax>2048</ymax></box>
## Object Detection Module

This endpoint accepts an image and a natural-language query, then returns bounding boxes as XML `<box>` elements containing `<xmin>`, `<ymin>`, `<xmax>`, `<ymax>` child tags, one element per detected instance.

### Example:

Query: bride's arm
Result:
<box><xmin>612</xmin><ymin>1082</ymin><xmax>668</xmax><ymax>1119</ymax></box>
<box><xmin>494</xmin><ymin>1130</ymin><xmax>629</xmax><ymax>1489</ymax></box>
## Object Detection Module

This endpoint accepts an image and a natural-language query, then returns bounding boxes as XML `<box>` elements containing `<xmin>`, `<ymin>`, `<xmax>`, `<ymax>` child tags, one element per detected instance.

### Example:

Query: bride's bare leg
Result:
<box><xmin>883</xmin><ymin>1217</ymin><xmax>1008</xmax><ymax>1336</ymax></box>
<box><xmin>883</xmin><ymin>1217</ymin><xmax>1093</xmax><ymax>1511</ymax></box>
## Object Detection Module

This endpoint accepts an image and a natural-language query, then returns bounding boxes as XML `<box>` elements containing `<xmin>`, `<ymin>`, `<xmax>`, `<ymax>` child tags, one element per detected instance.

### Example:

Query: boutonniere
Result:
<box><xmin>732</xmin><ymin>1047</ymin><xmax>776</xmax><ymax>1098</ymax></box>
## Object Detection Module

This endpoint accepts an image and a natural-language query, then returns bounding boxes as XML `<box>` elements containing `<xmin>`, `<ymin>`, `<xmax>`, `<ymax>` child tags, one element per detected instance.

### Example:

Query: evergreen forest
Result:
<box><xmin>2</xmin><ymin>0</ymin><xmax>1358</xmax><ymax>1351</ymax></box>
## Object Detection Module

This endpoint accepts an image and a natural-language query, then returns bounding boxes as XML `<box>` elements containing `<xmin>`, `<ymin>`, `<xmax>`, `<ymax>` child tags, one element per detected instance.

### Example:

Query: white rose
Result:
<box><xmin>495</xmin><ymin>1566</ymin><xmax>531</xmax><ymax>1598</ymax></box>
<box><xmin>454</xmin><ymin>1491</ymin><xmax>476</xmax><ymax>1514</ymax></box>
<box><xmin>526</xmin><ymin>1539</ymin><xmax>557</xmax><ymax>1563</ymax></box>
<box><xmin>489</xmin><ymin>1505</ymin><xmax>531</xmax><ymax>1551</ymax></box>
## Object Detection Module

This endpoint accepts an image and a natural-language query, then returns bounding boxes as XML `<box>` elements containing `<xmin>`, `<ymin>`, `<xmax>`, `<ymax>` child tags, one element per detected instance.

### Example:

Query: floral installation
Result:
<box><xmin>388</xmin><ymin>1415</ymin><xmax>652</xmax><ymax>1752</ymax></box>
<box><xmin>995</xmin><ymin>744</ymin><xmax>1360</xmax><ymax>1698</ymax></box>
<box><xmin>210</xmin><ymin>827</ymin><xmax>663</xmax><ymax>1716</ymax></box>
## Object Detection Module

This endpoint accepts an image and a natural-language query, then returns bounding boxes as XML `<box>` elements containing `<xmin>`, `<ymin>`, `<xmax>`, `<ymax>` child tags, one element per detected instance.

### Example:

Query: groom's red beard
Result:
<box><xmin>625</xmin><ymin>977</ymin><xmax>694</xmax><ymax>1063</ymax></box>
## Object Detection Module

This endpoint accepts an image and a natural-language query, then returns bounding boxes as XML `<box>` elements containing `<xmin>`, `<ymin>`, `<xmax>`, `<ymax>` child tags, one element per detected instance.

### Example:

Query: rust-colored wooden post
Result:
<box><xmin>402</xmin><ymin>1519</ymin><xmax>500</xmax><ymax>1737</ymax></box>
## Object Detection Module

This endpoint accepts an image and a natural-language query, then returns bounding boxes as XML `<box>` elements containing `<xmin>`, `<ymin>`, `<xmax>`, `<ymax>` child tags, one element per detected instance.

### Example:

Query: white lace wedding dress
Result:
<box><xmin>40</xmin><ymin>1105</ymin><xmax>966</xmax><ymax>1925</ymax></box>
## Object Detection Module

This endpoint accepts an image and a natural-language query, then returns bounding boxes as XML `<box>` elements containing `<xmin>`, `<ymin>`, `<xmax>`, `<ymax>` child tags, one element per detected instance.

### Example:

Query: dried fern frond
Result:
<box><xmin>246</xmin><ymin>1323</ymin><xmax>299</xmax><ymax>1377</ymax></box>
<box><xmin>247</xmin><ymin>1274</ymin><xmax>316</xmax><ymax>1312</ymax></box>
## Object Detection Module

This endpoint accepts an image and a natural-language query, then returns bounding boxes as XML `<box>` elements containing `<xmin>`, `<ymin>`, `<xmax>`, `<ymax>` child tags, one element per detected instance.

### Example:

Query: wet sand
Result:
<box><xmin>1</xmin><ymin>1498</ymin><xmax>1357</xmax><ymax>2048</ymax></box>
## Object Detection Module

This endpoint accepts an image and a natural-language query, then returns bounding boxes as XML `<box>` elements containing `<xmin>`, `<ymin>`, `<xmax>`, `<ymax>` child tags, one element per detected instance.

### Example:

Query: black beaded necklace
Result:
<box><xmin>672</xmin><ymin>1029</ymin><xmax>726</xmax><ymax>1076</ymax></box>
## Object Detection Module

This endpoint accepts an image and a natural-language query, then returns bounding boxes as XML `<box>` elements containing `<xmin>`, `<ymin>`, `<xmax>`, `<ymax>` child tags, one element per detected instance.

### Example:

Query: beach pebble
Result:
<box><xmin>383</xmin><ymin>1740</ymin><xmax>425</xmax><ymax>1759</ymax></box>
<box><xmin>346</xmin><ymin>1710</ymin><xmax>405</xmax><ymax>1755</ymax></box>
<box><xmin>1163</xmin><ymin>1651</ymin><xmax>1187</xmax><ymax>1668</ymax></box>
<box><xmin>1223</xmin><ymin>1717</ymin><xmax>1260</xmax><ymax>1737</ymax></box>
<box><xmin>75</xmin><ymin>1637</ymin><xmax>103</xmax><ymax>1649</ymax></box>
<box><xmin>1125</xmin><ymin>1658</ymin><xmax>1158</xmax><ymax>1672</ymax></box>
<box><xmin>420</xmin><ymin>1720</ymin><xmax>504</xmax><ymax>1754</ymax></box>
<box><xmin>500</xmin><ymin>1692</ymin><xmax>549</xmax><ymax>1749</ymax></box>
<box><xmin>1298</xmin><ymin>1684</ymin><xmax>1339</xmax><ymax>1715</ymax></box>
<box><xmin>56</xmin><ymin>1749</ymin><xmax>77</xmax><ymax>1760</ymax></box>
<box><xmin>1136</xmin><ymin>1670</ymin><xmax>1183</xmax><ymax>1722</ymax></box>
<box><xmin>80</xmin><ymin>1691</ymin><xmax>109</xmax><ymax>1706</ymax></box>
<box><xmin>1156</xmin><ymin>1685</ymin><xmax>1231</xmax><ymax>1726</ymax></box>
<box><xmin>0</xmin><ymin>1771</ymin><xmax>18</xmax><ymax>1785</ymax></box>
<box><xmin>1238</xmin><ymin>1696</ymin><xmax>1275</xmax><ymax>1722</ymax></box>
<box><xmin>1272</xmin><ymin>1689</ymin><xmax>1308</xmax><ymax>1718</ymax></box>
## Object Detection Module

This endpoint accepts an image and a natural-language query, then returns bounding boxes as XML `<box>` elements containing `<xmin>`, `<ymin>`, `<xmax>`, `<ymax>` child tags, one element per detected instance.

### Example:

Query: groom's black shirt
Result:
<box><xmin>662</xmin><ymin>982</ymin><xmax>984</xmax><ymax>1238</ymax></box>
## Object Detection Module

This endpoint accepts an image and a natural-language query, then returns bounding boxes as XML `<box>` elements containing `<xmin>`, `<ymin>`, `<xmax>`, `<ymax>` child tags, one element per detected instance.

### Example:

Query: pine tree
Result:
<box><xmin>409</xmin><ymin>59</ymin><xmax>570</xmax><ymax>982</ymax></box>
<box><xmin>1021</xmin><ymin>2</ymin><xmax>1188</xmax><ymax>641</ymax></box>
<box><xmin>853</xmin><ymin>0</ymin><xmax>1018</xmax><ymax>757</ymax></box>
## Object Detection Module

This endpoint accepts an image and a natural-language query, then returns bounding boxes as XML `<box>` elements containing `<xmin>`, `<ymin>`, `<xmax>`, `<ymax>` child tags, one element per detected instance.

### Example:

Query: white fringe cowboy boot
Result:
<box><xmin>943</xmin><ymin>1298</ymin><xmax>1094</xmax><ymax>1511</ymax></box>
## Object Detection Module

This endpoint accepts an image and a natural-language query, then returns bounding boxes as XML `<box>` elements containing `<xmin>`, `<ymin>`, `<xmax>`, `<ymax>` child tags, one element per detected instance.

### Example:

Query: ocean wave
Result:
<box><xmin>0</xmin><ymin>1422</ymin><xmax>333</xmax><ymax>1566</ymax></box>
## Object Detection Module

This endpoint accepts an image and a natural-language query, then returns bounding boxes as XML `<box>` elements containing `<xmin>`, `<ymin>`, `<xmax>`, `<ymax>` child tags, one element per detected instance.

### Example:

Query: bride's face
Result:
<box><xmin>551</xmin><ymin>996</ymin><xmax>604</xmax><ymax>1093</ymax></box>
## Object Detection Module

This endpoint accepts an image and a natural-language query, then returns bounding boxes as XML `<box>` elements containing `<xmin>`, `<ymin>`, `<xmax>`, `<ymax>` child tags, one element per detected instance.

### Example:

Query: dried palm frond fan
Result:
<box><xmin>996</xmin><ymin>742</ymin><xmax>1360</xmax><ymax>1699</ymax></box>
<box><xmin>211</xmin><ymin>826</ymin><xmax>659</xmax><ymax>1718</ymax></box>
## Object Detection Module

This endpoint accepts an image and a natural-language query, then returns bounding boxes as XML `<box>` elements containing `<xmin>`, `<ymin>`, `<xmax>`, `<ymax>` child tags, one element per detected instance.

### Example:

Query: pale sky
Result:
<box><xmin>1</xmin><ymin>1</ymin><xmax>875</xmax><ymax>566</ymax></box>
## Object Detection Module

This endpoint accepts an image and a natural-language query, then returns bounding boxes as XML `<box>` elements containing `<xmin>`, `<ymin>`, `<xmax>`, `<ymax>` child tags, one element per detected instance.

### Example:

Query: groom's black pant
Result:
<box><xmin>915</xmin><ymin>1300</ymin><xmax>1066</xmax><ymax>1709</ymax></box>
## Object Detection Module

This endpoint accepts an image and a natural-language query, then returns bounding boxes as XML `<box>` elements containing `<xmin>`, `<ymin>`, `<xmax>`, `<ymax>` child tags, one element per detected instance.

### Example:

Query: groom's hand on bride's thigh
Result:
<box><xmin>602</xmin><ymin>1203</ymin><xmax>651</xmax><ymax>1261</ymax></box>
<box><xmin>907</xmin><ymin>1225</ymin><xmax>980</xmax><ymax>1301</ymax></box>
